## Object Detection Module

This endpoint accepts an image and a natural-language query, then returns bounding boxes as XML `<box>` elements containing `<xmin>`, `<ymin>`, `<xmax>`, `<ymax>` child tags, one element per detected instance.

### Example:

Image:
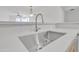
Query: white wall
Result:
<box><xmin>33</xmin><ymin>6</ymin><xmax>64</xmax><ymax>23</ymax></box>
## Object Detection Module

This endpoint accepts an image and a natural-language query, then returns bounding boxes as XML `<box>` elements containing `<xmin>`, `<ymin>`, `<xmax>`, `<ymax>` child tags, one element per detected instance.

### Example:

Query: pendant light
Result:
<box><xmin>29</xmin><ymin>6</ymin><xmax>35</xmax><ymax>17</ymax></box>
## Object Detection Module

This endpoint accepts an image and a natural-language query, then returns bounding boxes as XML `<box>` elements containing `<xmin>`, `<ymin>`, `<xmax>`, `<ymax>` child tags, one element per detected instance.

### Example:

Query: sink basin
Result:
<box><xmin>38</xmin><ymin>31</ymin><xmax>66</xmax><ymax>47</ymax></box>
<box><xmin>19</xmin><ymin>34</ymin><xmax>38</xmax><ymax>52</ymax></box>
<box><xmin>19</xmin><ymin>31</ymin><xmax>66</xmax><ymax>52</ymax></box>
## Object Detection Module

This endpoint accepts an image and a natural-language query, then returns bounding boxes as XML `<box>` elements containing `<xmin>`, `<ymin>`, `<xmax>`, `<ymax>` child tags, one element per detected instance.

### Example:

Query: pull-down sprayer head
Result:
<box><xmin>35</xmin><ymin>13</ymin><xmax>44</xmax><ymax>32</ymax></box>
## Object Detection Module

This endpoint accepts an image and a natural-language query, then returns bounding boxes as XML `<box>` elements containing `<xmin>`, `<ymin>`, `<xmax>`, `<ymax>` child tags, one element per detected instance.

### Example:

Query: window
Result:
<box><xmin>16</xmin><ymin>15</ymin><xmax>29</xmax><ymax>22</ymax></box>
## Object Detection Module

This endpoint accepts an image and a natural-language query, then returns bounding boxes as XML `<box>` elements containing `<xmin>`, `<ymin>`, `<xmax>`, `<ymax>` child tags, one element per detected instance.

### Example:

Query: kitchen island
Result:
<box><xmin>0</xmin><ymin>22</ymin><xmax>77</xmax><ymax>52</ymax></box>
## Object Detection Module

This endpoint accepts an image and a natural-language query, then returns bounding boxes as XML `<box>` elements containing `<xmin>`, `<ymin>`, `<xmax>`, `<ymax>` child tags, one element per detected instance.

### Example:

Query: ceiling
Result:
<box><xmin>0</xmin><ymin>6</ymin><xmax>79</xmax><ymax>14</ymax></box>
<box><xmin>0</xmin><ymin>6</ymin><xmax>30</xmax><ymax>15</ymax></box>
<box><xmin>62</xmin><ymin>6</ymin><xmax>79</xmax><ymax>12</ymax></box>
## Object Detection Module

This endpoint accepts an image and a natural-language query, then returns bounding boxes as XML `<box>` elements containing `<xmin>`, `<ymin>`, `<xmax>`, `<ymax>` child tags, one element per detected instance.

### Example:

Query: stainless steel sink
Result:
<box><xmin>19</xmin><ymin>34</ymin><xmax>38</xmax><ymax>52</ymax></box>
<box><xmin>19</xmin><ymin>31</ymin><xmax>66</xmax><ymax>52</ymax></box>
<box><xmin>38</xmin><ymin>31</ymin><xmax>66</xmax><ymax>47</ymax></box>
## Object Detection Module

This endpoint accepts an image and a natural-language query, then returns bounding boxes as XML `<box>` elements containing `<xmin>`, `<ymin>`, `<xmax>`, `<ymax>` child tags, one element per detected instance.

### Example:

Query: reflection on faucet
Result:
<box><xmin>35</xmin><ymin>13</ymin><xmax>44</xmax><ymax>32</ymax></box>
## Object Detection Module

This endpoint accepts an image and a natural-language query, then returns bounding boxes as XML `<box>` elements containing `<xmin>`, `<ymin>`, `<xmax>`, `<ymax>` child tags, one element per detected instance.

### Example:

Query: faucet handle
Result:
<box><xmin>38</xmin><ymin>27</ymin><xmax>41</xmax><ymax>30</ymax></box>
<box><xmin>35</xmin><ymin>27</ymin><xmax>41</xmax><ymax>32</ymax></box>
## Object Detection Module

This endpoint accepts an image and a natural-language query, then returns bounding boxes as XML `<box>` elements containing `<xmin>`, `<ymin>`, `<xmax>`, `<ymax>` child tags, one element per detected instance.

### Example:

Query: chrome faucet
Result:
<box><xmin>35</xmin><ymin>13</ymin><xmax>44</xmax><ymax>32</ymax></box>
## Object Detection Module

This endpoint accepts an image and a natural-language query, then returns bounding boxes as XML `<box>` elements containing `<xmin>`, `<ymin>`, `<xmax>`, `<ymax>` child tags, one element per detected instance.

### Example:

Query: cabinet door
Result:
<box><xmin>66</xmin><ymin>39</ymin><xmax>77</xmax><ymax>52</ymax></box>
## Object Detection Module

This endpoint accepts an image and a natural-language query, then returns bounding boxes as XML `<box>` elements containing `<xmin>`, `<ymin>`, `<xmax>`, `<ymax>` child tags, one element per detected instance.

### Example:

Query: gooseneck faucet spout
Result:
<box><xmin>35</xmin><ymin>13</ymin><xmax>44</xmax><ymax>32</ymax></box>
